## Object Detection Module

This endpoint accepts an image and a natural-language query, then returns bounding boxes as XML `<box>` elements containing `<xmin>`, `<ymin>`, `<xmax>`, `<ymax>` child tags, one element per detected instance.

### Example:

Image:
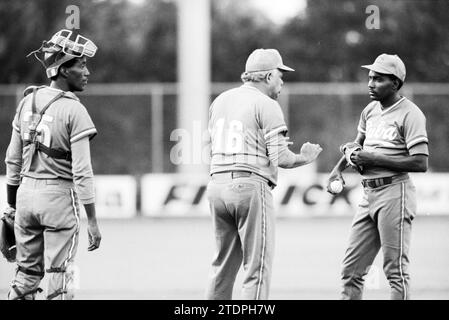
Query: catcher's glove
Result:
<box><xmin>0</xmin><ymin>207</ymin><xmax>16</xmax><ymax>262</ymax></box>
<box><xmin>340</xmin><ymin>142</ymin><xmax>364</xmax><ymax>173</ymax></box>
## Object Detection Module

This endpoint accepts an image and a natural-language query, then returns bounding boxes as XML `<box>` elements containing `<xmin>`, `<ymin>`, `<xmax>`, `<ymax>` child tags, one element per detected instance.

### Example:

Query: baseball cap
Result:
<box><xmin>361</xmin><ymin>53</ymin><xmax>406</xmax><ymax>82</ymax></box>
<box><xmin>245</xmin><ymin>48</ymin><xmax>295</xmax><ymax>73</ymax></box>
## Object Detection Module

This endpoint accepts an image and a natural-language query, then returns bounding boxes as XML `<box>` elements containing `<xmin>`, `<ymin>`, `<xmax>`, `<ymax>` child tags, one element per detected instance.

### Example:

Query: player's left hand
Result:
<box><xmin>87</xmin><ymin>222</ymin><xmax>102</xmax><ymax>251</ymax></box>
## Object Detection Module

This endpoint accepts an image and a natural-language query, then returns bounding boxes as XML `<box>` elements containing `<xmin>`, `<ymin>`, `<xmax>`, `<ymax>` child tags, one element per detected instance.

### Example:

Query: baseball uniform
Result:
<box><xmin>206</xmin><ymin>83</ymin><xmax>287</xmax><ymax>300</ymax></box>
<box><xmin>5</xmin><ymin>86</ymin><xmax>97</xmax><ymax>299</ymax></box>
<box><xmin>205</xmin><ymin>48</ymin><xmax>323</xmax><ymax>300</ymax></box>
<box><xmin>341</xmin><ymin>97</ymin><xmax>428</xmax><ymax>300</ymax></box>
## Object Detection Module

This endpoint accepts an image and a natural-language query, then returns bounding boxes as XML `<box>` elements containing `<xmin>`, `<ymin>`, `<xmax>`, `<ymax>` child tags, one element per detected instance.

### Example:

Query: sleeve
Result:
<box><xmin>5</xmin><ymin>128</ymin><xmax>23</xmax><ymax>186</ymax></box>
<box><xmin>357</xmin><ymin>107</ymin><xmax>368</xmax><ymax>134</ymax></box>
<box><xmin>11</xmin><ymin>97</ymin><xmax>27</xmax><ymax>134</ymax></box>
<box><xmin>408</xmin><ymin>142</ymin><xmax>428</xmax><ymax>156</ymax></box>
<box><xmin>69</xmin><ymin>103</ymin><xmax>97</xmax><ymax>143</ymax></box>
<box><xmin>5</xmin><ymin>100</ymin><xmax>26</xmax><ymax>186</ymax></box>
<box><xmin>259</xmin><ymin>99</ymin><xmax>288</xmax><ymax>140</ymax></box>
<box><xmin>12</xmin><ymin>113</ymin><xmax>20</xmax><ymax>134</ymax></box>
<box><xmin>404</xmin><ymin>108</ymin><xmax>429</xmax><ymax>154</ymax></box>
<box><xmin>266</xmin><ymin>132</ymin><xmax>297</xmax><ymax>168</ymax></box>
<box><xmin>71</xmin><ymin>136</ymin><xmax>95</xmax><ymax>204</ymax></box>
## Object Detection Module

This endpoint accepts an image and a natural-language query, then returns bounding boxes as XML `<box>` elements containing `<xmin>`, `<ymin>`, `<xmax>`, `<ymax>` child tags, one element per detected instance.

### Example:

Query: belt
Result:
<box><xmin>21</xmin><ymin>176</ymin><xmax>74</xmax><ymax>188</ymax></box>
<box><xmin>361</xmin><ymin>174</ymin><xmax>408</xmax><ymax>188</ymax></box>
<box><xmin>212</xmin><ymin>170</ymin><xmax>274</xmax><ymax>188</ymax></box>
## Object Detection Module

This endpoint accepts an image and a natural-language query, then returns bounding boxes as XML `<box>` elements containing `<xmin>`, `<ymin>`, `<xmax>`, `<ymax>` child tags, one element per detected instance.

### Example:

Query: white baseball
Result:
<box><xmin>329</xmin><ymin>180</ymin><xmax>343</xmax><ymax>193</ymax></box>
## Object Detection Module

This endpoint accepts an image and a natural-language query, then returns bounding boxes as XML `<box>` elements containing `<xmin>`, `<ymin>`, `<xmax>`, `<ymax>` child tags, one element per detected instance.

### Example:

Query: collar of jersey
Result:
<box><xmin>380</xmin><ymin>96</ymin><xmax>405</xmax><ymax>115</ymax></box>
<box><xmin>241</xmin><ymin>83</ymin><xmax>265</xmax><ymax>94</ymax></box>
<box><xmin>44</xmin><ymin>86</ymin><xmax>80</xmax><ymax>101</ymax></box>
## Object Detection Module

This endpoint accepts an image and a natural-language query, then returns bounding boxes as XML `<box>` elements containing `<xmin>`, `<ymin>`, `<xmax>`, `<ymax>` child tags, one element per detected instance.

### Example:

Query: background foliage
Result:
<box><xmin>0</xmin><ymin>0</ymin><xmax>448</xmax><ymax>174</ymax></box>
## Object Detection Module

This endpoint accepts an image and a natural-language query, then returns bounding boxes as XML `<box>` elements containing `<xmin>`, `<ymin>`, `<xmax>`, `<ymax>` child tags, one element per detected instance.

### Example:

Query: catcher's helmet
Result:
<box><xmin>27</xmin><ymin>29</ymin><xmax>97</xmax><ymax>78</ymax></box>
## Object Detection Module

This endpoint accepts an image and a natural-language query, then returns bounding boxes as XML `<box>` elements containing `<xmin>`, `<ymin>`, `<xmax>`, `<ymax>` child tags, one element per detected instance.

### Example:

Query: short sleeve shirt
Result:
<box><xmin>12</xmin><ymin>86</ymin><xmax>97</xmax><ymax>180</ymax></box>
<box><xmin>209</xmin><ymin>84</ymin><xmax>288</xmax><ymax>185</ymax></box>
<box><xmin>357</xmin><ymin>96</ymin><xmax>428</xmax><ymax>179</ymax></box>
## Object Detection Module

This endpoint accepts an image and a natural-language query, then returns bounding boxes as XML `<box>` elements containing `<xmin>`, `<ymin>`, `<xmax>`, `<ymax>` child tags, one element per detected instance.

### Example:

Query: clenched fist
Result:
<box><xmin>299</xmin><ymin>142</ymin><xmax>323</xmax><ymax>165</ymax></box>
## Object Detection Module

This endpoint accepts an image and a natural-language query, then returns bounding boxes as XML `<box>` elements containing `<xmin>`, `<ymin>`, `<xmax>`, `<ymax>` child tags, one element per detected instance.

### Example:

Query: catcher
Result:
<box><xmin>326</xmin><ymin>54</ymin><xmax>428</xmax><ymax>300</ymax></box>
<box><xmin>3</xmin><ymin>29</ymin><xmax>101</xmax><ymax>300</ymax></box>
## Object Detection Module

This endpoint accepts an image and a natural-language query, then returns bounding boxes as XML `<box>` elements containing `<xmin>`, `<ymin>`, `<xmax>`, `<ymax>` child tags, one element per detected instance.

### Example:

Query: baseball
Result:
<box><xmin>329</xmin><ymin>180</ymin><xmax>343</xmax><ymax>194</ymax></box>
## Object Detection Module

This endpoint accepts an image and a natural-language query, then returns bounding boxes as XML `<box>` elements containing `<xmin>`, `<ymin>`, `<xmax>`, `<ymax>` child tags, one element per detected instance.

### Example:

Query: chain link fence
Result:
<box><xmin>1</xmin><ymin>82</ymin><xmax>448</xmax><ymax>175</ymax></box>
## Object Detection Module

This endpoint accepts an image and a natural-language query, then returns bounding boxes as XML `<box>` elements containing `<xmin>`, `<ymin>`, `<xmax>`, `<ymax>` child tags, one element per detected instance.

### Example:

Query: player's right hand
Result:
<box><xmin>325</xmin><ymin>172</ymin><xmax>345</xmax><ymax>195</ymax></box>
<box><xmin>299</xmin><ymin>142</ymin><xmax>323</xmax><ymax>164</ymax></box>
<box><xmin>87</xmin><ymin>222</ymin><xmax>102</xmax><ymax>251</ymax></box>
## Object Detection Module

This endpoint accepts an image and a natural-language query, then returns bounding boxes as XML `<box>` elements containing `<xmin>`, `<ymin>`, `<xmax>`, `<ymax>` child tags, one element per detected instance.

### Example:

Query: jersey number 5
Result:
<box><xmin>23</xmin><ymin>111</ymin><xmax>52</xmax><ymax>147</ymax></box>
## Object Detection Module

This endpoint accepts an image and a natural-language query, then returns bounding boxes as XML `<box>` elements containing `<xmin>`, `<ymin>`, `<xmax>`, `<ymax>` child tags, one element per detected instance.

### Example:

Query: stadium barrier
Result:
<box><xmin>0</xmin><ymin>175</ymin><xmax>136</xmax><ymax>219</ymax></box>
<box><xmin>1</xmin><ymin>172</ymin><xmax>448</xmax><ymax>218</ymax></box>
<box><xmin>140</xmin><ymin>171</ymin><xmax>449</xmax><ymax>218</ymax></box>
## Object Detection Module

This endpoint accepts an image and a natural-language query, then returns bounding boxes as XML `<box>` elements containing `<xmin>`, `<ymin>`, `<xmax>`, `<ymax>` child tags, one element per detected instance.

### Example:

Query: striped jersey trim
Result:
<box><xmin>6</xmin><ymin>180</ymin><xmax>21</xmax><ymax>186</ymax></box>
<box><xmin>364</xmin><ymin>145</ymin><xmax>406</xmax><ymax>151</ymax></box>
<box><xmin>264</xmin><ymin>125</ymin><xmax>288</xmax><ymax>140</ymax></box>
<box><xmin>364</xmin><ymin>139</ymin><xmax>397</xmax><ymax>148</ymax></box>
<box><xmin>211</xmin><ymin>152</ymin><xmax>261</xmax><ymax>157</ymax></box>
<box><xmin>407</xmin><ymin>136</ymin><xmax>428</xmax><ymax>149</ymax></box>
<box><xmin>70</xmin><ymin>128</ymin><xmax>97</xmax><ymax>143</ymax></box>
<box><xmin>62</xmin><ymin>189</ymin><xmax>81</xmax><ymax>300</ymax></box>
<box><xmin>256</xmin><ymin>182</ymin><xmax>267</xmax><ymax>300</ymax></box>
<box><xmin>380</xmin><ymin>97</ymin><xmax>405</xmax><ymax>115</ymax></box>
<box><xmin>399</xmin><ymin>182</ymin><xmax>407</xmax><ymax>300</ymax></box>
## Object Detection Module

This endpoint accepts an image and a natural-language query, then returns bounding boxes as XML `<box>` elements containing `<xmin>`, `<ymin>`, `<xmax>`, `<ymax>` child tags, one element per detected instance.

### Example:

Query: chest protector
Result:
<box><xmin>21</xmin><ymin>88</ymin><xmax>72</xmax><ymax>173</ymax></box>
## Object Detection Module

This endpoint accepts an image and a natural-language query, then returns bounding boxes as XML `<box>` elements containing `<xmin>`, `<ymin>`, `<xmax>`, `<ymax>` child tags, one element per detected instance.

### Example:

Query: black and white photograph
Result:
<box><xmin>0</xmin><ymin>0</ymin><xmax>448</xmax><ymax>312</ymax></box>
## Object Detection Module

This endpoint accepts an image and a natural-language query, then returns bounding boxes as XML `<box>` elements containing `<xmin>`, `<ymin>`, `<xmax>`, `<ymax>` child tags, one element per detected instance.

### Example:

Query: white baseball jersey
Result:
<box><xmin>357</xmin><ymin>96</ymin><xmax>429</xmax><ymax>179</ymax></box>
<box><xmin>209</xmin><ymin>83</ymin><xmax>288</xmax><ymax>186</ymax></box>
<box><xmin>6</xmin><ymin>86</ymin><xmax>97</xmax><ymax>183</ymax></box>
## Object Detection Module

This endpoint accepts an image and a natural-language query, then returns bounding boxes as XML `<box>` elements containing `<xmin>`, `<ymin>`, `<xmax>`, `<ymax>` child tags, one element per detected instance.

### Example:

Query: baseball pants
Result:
<box><xmin>205</xmin><ymin>172</ymin><xmax>275</xmax><ymax>300</ymax></box>
<box><xmin>8</xmin><ymin>177</ymin><xmax>80</xmax><ymax>300</ymax></box>
<box><xmin>341</xmin><ymin>175</ymin><xmax>416</xmax><ymax>300</ymax></box>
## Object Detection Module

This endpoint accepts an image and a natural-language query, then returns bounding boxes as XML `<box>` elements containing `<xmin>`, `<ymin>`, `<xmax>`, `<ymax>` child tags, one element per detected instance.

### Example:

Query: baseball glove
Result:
<box><xmin>340</xmin><ymin>142</ymin><xmax>364</xmax><ymax>173</ymax></box>
<box><xmin>0</xmin><ymin>207</ymin><xmax>16</xmax><ymax>262</ymax></box>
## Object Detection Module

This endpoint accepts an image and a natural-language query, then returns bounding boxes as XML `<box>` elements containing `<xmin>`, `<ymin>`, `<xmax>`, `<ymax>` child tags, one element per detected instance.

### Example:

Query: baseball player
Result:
<box><xmin>206</xmin><ymin>48</ymin><xmax>322</xmax><ymax>300</ymax></box>
<box><xmin>327</xmin><ymin>54</ymin><xmax>429</xmax><ymax>300</ymax></box>
<box><xmin>4</xmin><ymin>29</ymin><xmax>101</xmax><ymax>300</ymax></box>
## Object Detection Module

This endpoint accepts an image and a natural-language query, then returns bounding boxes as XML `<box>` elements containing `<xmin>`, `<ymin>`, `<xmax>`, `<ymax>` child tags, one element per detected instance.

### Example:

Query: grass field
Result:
<box><xmin>1</xmin><ymin>216</ymin><xmax>448</xmax><ymax>300</ymax></box>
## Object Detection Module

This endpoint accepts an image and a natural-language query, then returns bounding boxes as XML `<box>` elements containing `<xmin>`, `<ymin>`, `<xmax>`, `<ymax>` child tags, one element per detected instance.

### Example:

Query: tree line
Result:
<box><xmin>0</xmin><ymin>0</ymin><xmax>448</xmax><ymax>84</ymax></box>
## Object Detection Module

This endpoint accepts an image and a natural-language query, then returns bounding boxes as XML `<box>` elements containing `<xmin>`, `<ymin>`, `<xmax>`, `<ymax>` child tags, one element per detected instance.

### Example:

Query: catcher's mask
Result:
<box><xmin>27</xmin><ymin>29</ymin><xmax>97</xmax><ymax>78</ymax></box>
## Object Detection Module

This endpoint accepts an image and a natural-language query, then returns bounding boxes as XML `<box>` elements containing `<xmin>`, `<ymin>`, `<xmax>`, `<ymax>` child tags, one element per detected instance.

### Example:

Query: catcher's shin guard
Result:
<box><xmin>46</xmin><ymin>265</ymin><xmax>75</xmax><ymax>300</ymax></box>
<box><xmin>8</xmin><ymin>265</ymin><xmax>45</xmax><ymax>300</ymax></box>
<box><xmin>8</xmin><ymin>285</ymin><xmax>43</xmax><ymax>300</ymax></box>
